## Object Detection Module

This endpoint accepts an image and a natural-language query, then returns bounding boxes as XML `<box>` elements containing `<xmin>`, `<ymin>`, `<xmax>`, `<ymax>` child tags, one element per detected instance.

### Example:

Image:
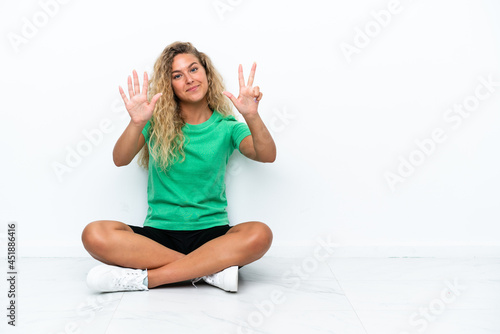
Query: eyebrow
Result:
<box><xmin>172</xmin><ymin>62</ymin><xmax>198</xmax><ymax>74</ymax></box>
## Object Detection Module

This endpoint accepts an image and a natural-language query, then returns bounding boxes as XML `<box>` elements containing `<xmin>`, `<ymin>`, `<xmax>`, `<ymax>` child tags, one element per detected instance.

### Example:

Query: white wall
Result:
<box><xmin>1</xmin><ymin>0</ymin><xmax>499</xmax><ymax>257</ymax></box>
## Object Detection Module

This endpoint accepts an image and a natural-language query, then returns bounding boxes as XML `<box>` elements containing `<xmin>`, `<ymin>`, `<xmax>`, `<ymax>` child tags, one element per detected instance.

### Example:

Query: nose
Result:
<box><xmin>185</xmin><ymin>73</ymin><xmax>194</xmax><ymax>84</ymax></box>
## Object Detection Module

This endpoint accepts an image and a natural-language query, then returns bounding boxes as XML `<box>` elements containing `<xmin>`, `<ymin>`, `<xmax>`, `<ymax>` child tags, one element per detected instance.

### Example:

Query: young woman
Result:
<box><xmin>81</xmin><ymin>41</ymin><xmax>276</xmax><ymax>293</ymax></box>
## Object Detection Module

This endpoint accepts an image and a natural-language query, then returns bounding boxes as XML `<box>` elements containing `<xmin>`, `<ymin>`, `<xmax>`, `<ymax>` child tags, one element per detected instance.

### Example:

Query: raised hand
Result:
<box><xmin>118</xmin><ymin>70</ymin><xmax>162</xmax><ymax>126</ymax></box>
<box><xmin>223</xmin><ymin>62</ymin><xmax>263</xmax><ymax>117</ymax></box>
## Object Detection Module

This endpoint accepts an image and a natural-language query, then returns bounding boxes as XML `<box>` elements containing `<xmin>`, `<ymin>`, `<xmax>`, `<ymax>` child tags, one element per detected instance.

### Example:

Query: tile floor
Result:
<box><xmin>1</xmin><ymin>256</ymin><xmax>499</xmax><ymax>334</ymax></box>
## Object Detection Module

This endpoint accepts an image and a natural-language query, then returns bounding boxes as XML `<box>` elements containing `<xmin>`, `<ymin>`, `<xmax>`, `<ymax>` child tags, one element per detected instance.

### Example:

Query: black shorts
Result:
<box><xmin>128</xmin><ymin>224</ymin><xmax>232</xmax><ymax>255</ymax></box>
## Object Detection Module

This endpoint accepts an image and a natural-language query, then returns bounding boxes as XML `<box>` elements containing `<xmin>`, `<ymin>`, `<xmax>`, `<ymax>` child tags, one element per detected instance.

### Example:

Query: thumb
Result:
<box><xmin>150</xmin><ymin>93</ymin><xmax>163</xmax><ymax>108</ymax></box>
<box><xmin>222</xmin><ymin>91</ymin><xmax>237</xmax><ymax>105</ymax></box>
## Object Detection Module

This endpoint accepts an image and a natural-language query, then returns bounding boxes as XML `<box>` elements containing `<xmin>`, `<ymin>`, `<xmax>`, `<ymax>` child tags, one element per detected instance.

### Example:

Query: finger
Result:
<box><xmin>253</xmin><ymin>86</ymin><xmax>260</xmax><ymax>97</ymax></box>
<box><xmin>257</xmin><ymin>92</ymin><xmax>263</xmax><ymax>101</ymax></box>
<box><xmin>150</xmin><ymin>92</ymin><xmax>163</xmax><ymax>108</ymax></box>
<box><xmin>238</xmin><ymin>64</ymin><xmax>245</xmax><ymax>89</ymax></box>
<box><xmin>133</xmin><ymin>70</ymin><xmax>140</xmax><ymax>95</ymax></box>
<box><xmin>247</xmin><ymin>62</ymin><xmax>256</xmax><ymax>87</ymax></box>
<box><xmin>119</xmin><ymin>86</ymin><xmax>129</xmax><ymax>104</ymax></box>
<box><xmin>127</xmin><ymin>75</ymin><xmax>134</xmax><ymax>97</ymax></box>
<box><xmin>142</xmin><ymin>72</ymin><xmax>149</xmax><ymax>96</ymax></box>
<box><xmin>223</xmin><ymin>91</ymin><xmax>237</xmax><ymax>105</ymax></box>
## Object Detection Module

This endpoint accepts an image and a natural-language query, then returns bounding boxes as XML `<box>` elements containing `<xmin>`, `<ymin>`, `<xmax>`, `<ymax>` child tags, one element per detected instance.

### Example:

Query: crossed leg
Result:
<box><xmin>81</xmin><ymin>221</ymin><xmax>273</xmax><ymax>289</ymax></box>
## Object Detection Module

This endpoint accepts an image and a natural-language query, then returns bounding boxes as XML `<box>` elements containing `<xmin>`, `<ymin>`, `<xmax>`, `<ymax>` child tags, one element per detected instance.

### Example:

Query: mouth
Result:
<box><xmin>186</xmin><ymin>85</ymin><xmax>199</xmax><ymax>92</ymax></box>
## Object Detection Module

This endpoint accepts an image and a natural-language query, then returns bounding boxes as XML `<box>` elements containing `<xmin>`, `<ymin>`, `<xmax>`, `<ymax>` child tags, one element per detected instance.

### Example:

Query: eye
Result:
<box><xmin>173</xmin><ymin>74</ymin><xmax>181</xmax><ymax>79</ymax></box>
<box><xmin>191</xmin><ymin>67</ymin><xmax>198</xmax><ymax>72</ymax></box>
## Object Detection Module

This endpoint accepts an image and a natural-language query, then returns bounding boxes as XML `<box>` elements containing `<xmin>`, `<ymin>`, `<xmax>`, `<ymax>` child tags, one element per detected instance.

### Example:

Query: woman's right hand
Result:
<box><xmin>119</xmin><ymin>70</ymin><xmax>162</xmax><ymax>127</ymax></box>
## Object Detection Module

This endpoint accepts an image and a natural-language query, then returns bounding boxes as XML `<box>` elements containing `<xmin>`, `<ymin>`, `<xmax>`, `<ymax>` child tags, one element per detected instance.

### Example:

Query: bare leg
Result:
<box><xmin>82</xmin><ymin>220</ymin><xmax>273</xmax><ymax>289</ymax></box>
<box><xmin>147</xmin><ymin>221</ymin><xmax>273</xmax><ymax>288</ymax></box>
<box><xmin>81</xmin><ymin>220</ymin><xmax>185</xmax><ymax>269</ymax></box>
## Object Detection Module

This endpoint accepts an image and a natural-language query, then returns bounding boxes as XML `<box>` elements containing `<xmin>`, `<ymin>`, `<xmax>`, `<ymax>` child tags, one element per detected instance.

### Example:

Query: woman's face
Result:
<box><xmin>171</xmin><ymin>53</ymin><xmax>209</xmax><ymax>105</ymax></box>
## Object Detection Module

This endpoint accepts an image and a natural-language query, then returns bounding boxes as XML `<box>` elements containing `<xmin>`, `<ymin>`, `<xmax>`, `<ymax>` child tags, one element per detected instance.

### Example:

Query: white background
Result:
<box><xmin>0</xmin><ymin>0</ymin><xmax>499</xmax><ymax>257</ymax></box>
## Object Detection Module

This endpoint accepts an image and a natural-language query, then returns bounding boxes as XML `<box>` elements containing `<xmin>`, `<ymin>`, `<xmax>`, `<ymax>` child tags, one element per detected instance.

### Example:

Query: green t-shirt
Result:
<box><xmin>141</xmin><ymin>110</ymin><xmax>251</xmax><ymax>231</ymax></box>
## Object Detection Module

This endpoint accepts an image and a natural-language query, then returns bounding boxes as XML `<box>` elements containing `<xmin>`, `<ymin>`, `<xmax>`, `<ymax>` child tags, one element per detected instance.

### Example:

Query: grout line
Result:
<box><xmin>326</xmin><ymin>260</ymin><xmax>370</xmax><ymax>334</ymax></box>
<box><xmin>103</xmin><ymin>292</ymin><xmax>125</xmax><ymax>334</ymax></box>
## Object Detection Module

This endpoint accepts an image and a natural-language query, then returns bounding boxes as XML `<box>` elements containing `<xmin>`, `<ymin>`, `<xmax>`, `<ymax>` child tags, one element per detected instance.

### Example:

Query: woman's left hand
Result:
<box><xmin>223</xmin><ymin>62</ymin><xmax>263</xmax><ymax>117</ymax></box>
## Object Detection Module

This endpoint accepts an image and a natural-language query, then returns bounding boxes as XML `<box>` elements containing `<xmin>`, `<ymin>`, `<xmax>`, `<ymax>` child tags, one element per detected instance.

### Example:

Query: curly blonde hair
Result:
<box><xmin>138</xmin><ymin>41</ymin><xmax>235</xmax><ymax>170</ymax></box>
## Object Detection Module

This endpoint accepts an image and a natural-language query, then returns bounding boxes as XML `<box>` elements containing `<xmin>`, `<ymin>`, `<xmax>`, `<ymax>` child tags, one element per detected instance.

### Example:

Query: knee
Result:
<box><xmin>247</xmin><ymin>221</ymin><xmax>273</xmax><ymax>254</ymax></box>
<box><xmin>81</xmin><ymin>221</ymin><xmax>108</xmax><ymax>253</ymax></box>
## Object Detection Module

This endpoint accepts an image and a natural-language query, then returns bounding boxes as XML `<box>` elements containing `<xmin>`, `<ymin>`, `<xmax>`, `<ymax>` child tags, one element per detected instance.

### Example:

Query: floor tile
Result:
<box><xmin>337</xmin><ymin>279</ymin><xmax>500</xmax><ymax>311</ymax></box>
<box><xmin>327</xmin><ymin>258</ymin><xmax>500</xmax><ymax>281</ymax></box>
<box><xmin>355</xmin><ymin>309</ymin><xmax>500</xmax><ymax>334</ymax></box>
<box><xmin>0</xmin><ymin>256</ymin><xmax>498</xmax><ymax>334</ymax></box>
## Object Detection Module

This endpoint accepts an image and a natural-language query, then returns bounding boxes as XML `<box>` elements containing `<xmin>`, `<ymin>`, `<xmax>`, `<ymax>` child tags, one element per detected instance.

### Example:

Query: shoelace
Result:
<box><xmin>114</xmin><ymin>271</ymin><xmax>143</xmax><ymax>289</ymax></box>
<box><xmin>191</xmin><ymin>273</ymin><xmax>218</xmax><ymax>288</ymax></box>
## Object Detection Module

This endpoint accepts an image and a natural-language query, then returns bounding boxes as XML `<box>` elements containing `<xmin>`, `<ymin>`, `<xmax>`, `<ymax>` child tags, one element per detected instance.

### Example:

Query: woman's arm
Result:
<box><xmin>114</xmin><ymin>70</ymin><xmax>162</xmax><ymax>166</ymax></box>
<box><xmin>113</xmin><ymin>121</ymin><xmax>146</xmax><ymax>166</ymax></box>
<box><xmin>223</xmin><ymin>62</ymin><xmax>276</xmax><ymax>163</ymax></box>
<box><xmin>239</xmin><ymin>113</ymin><xmax>276</xmax><ymax>163</ymax></box>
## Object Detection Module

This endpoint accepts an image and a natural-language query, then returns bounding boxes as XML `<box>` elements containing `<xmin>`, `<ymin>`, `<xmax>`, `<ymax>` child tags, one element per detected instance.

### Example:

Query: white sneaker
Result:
<box><xmin>86</xmin><ymin>264</ymin><xmax>149</xmax><ymax>292</ymax></box>
<box><xmin>192</xmin><ymin>266</ymin><xmax>238</xmax><ymax>292</ymax></box>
